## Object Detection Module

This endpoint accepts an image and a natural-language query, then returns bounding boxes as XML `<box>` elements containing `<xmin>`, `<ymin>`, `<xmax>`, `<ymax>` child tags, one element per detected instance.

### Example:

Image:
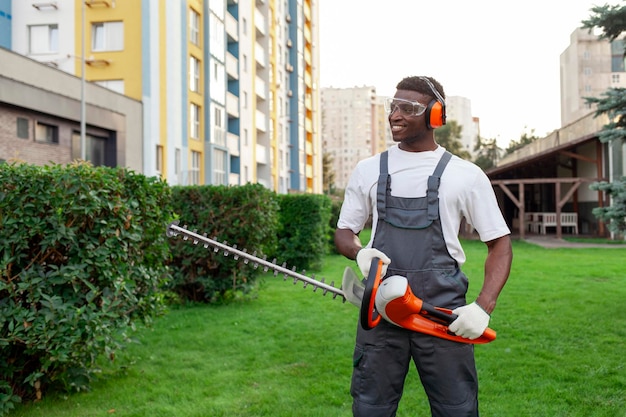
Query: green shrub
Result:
<box><xmin>327</xmin><ymin>196</ymin><xmax>343</xmax><ymax>254</ymax></box>
<box><xmin>0</xmin><ymin>162</ymin><xmax>172</xmax><ymax>415</ymax></box>
<box><xmin>167</xmin><ymin>184</ymin><xmax>279</xmax><ymax>303</ymax></box>
<box><xmin>276</xmin><ymin>194</ymin><xmax>332</xmax><ymax>270</ymax></box>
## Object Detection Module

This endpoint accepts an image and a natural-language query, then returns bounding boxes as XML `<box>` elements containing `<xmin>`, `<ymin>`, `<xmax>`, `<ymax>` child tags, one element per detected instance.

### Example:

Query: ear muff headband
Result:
<box><xmin>419</xmin><ymin>77</ymin><xmax>446</xmax><ymax>129</ymax></box>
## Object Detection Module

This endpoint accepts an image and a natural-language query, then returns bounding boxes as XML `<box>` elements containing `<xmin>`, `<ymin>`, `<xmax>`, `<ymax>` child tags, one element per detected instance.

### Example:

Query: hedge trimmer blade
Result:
<box><xmin>166</xmin><ymin>222</ymin><xmax>497</xmax><ymax>344</ymax></box>
<box><xmin>166</xmin><ymin>221</ymin><xmax>346</xmax><ymax>301</ymax></box>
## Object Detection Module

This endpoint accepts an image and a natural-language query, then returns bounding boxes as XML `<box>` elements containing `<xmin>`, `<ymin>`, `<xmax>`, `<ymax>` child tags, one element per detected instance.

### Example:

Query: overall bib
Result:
<box><xmin>351</xmin><ymin>151</ymin><xmax>479</xmax><ymax>417</ymax></box>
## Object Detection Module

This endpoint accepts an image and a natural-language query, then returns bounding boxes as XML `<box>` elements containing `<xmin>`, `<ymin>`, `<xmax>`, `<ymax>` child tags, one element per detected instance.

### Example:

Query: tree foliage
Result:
<box><xmin>581</xmin><ymin>3</ymin><xmax>626</xmax><ymax>42</ymax></box>
<box><xmin>581</xmin><ymin>3</ymin><xmax>626</xmax><ymax>235</ymax></box>
<box><xmin>322</xmin><ymin>152</ymin><xmax>336</xmax><ymax>195</ymax></box>
<box><xmin>503</xmin><ymin>128</ymin><xmax>541</xmax><ymax>155</ymax></box>
<box><xmin>435</xmin><ymin>119</ymin><xmax>472</xmax><ymax>160</ymax></box>
<box><xmin>473</xmin><ymin>136</ymin><xmax>502</xmax><ymax>171</ymax></box>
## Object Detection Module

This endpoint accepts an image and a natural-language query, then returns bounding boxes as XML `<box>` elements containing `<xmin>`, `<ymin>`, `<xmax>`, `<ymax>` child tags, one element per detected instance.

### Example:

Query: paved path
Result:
<box><xmin>523</xmin><ymin>235</ymin><xmax>626</xmax><ymax>249</ymax></box>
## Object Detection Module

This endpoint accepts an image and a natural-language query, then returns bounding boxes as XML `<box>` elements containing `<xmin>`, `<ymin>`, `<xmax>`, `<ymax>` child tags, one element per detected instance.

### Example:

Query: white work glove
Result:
<box><xmin>449</xmin><ymin>302</ymin><xmax>490</xmax><ymax>340</ymax></box>
<box><xmin>356</xmin><ymin>248</ymin><xmax>391</xmax><ymax>278</ymax></box>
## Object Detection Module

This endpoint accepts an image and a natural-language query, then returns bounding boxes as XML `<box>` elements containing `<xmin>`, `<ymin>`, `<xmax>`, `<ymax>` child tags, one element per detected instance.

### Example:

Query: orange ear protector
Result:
<box><xmin>419</xmin><ymin>77</ymin><xmax>446</xmax><ymax>129</ymax></box>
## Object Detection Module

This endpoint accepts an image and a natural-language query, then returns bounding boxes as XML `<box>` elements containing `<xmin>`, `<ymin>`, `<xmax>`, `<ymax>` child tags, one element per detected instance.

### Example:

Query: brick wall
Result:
<box><xmin>0</xmin><ymin>104</ymin><xmax>73</xmax><ymax>165</ymax></box>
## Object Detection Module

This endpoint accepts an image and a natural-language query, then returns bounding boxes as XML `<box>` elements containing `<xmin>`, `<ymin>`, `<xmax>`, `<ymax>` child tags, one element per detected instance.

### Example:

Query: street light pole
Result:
<box><xmin>80</xmin><ymin>0</ymin><xmax>86</xmax><ymax>160</ymax></box>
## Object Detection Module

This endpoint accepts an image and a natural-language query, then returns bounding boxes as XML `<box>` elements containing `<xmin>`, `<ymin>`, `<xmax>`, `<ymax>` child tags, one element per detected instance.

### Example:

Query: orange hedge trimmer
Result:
<box><xmin>354</xmin><ymin>258</ymin><xmax>496</xmax><ymax>344</ymax></box>
<box><xmin>167</xmin><ymin>221</ymin><xmax>496</xmax><ymax>344</ymax></box>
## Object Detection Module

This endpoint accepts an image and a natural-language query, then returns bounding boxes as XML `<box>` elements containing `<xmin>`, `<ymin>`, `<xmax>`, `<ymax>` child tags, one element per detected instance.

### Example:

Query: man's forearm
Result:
<box><xmin>334</xmin><ymin>228</ymin><xmax>362</xmax><ymax>260</ymax></box>
<box><xmin>476</xmin><ymin>235</ymin><xmax>513</xmax><ymax>314</ymax></box>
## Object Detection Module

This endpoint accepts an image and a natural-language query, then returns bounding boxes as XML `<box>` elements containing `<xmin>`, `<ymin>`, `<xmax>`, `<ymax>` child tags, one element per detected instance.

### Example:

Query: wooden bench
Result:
<box><xmin>535</xmin><ymin>212</ymin><xmax>578</xmax><ymax>235</ymax></box>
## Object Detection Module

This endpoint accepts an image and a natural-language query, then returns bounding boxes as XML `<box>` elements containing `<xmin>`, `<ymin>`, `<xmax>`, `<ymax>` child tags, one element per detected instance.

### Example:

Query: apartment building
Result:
<box><xmin>445</xmin><ymin>95</ymin><xmax>478</xmax><ymax>156</ymax></box>
<box><xmin>560</xmin><ymin>27</ymin><xmax>626</xmax><ymax>126</ymax></box>
<box><xmin>320</xmin><ymin>86</ymin><xmax>380</xmax><ymax>190</ymax></box>
<box><xmin>0</xmin><ymin>0</ymin><xmax>321</xmax><ymax>193</ymax></box>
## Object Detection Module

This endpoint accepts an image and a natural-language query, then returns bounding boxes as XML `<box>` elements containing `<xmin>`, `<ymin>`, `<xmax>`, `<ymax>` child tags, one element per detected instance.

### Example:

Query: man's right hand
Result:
<box><xmin>356</xmin><ymin>248</ymin><xmax>391</xmax><ymax>277</ymax></box>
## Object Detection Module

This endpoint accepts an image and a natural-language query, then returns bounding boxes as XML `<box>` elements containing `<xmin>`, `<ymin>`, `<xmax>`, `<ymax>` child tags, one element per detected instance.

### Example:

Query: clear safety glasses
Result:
<box><xmin>384</xmin><ymin>98</ymin><xmax>427</xmax><ymax>117</ymax></box>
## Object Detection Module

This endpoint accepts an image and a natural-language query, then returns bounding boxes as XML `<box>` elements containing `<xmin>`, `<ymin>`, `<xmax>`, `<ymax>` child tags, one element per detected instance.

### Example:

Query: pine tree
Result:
<box><xmin>581</xmin><ymin>4</ymin><xmax>626</xmax><ymax>235</ymax></box>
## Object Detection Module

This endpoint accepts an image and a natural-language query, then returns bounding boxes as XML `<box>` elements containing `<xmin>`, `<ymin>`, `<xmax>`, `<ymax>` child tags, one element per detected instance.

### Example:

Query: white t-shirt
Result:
<box><xmin>337</xmin><ymin>145</ymin><xmax>511</xmax><ymax>266</ymax></box>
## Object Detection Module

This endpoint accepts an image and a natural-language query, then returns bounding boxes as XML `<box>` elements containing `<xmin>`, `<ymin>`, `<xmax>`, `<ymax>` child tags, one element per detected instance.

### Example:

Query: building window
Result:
<box><xmin>611</xmin><ymin>56</ymin><xmax>626</xmax><ymax>73</ymax></box>
<box><xmin>29</xmin><ymin>24</ymin><xmax>58</xmax><ymax>54</ymax></box>
<box><xmin>92</xmin><ymin>21</ymin><xmax>124</xmax><ymax>52</ymax></box>
<box><xmin>87</xmin><ymin>136</ymin><xmax>106</xmax><ymax>166</ymax></box>
<box><xmin>190</xmin><ymin>9</ymin><xmax>200</xmax><ymax>45</ymax></box>
<box><xmin>156</xmin><ymin>145</ymin><xmax>163</xmax><ymax>174</ymax></box>
<box><xmin>190</xmin><ymin>56</ymin><xmax>200</xmax><ymax>92</ymax></box>
<box><xmin>612</xmin><ymin>74</ymin><xmax>621</xmax><ymax>84</ymax></box>
<box><xmin>611</xmin><ymin>39</ymin><xmax>626</xmax><ymax>72</ymax></box>
<box><xmin>94</xmin><ymin>79</ymin><xmax>124</xmax><ymax>94</ymax></box>
<box><xmin>190</xmin><ymin>150</ymin><xmax>200</xmax><ymax>185</ymax></box>
<box><xmin>190</xmin><ymin>103</ymin><xmax>200</xmax><ymax>139</ymax></box>
<box><xmin>35</xmin><ymin>121</ymin><xmax>58</xmax><ymax>144</ymax></box>
<box><xmin>17</xmin><ymin>118</ymin><xmax>29</xmax><ymax>139</ymax></box>
<box><xmin>175</xmin><ymin>148</ymin><xmax>181</xmax><ymax>178</ymax></box>
<box><xmin>213</xmin><ymin>107</ymin><xmax>225</xmax><ymax>146</ymax></box>
<box><xmin>214</xmin><ymin>149</ymin><xmax>226</xmax><ymax>185</ymax></box>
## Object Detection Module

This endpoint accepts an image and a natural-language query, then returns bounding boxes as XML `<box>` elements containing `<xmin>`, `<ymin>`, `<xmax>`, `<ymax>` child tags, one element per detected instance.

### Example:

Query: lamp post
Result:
<box><xmin>80</xmin><ymin>0</ymin><xmax>86</xmax><ymax>160</ymax></box>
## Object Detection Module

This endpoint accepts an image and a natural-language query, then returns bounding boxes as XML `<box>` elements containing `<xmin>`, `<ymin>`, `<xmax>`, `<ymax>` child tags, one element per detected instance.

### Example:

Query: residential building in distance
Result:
<box><xmin>374</xmin><ymin>95</ymin><xmax>393</xmax><ymax>151</ymax></box>
<box><xmin>0</xmin><ymin>0</ymin><xmax>321</xmax><ymax>193</ymax></box>
<box><xmin>321</xmin><ymin>86</ymin><xmax>380</xmax><ymax>190</ymax></box>
<box><xmin>445</xmin><ymin>95</ymin><xmax>478</xmax><ymax>156</ymax></box>
<box><xmin>560</xmin><ymin>27</ymin><xmax>626</xmax><ymax>126</ymax></box>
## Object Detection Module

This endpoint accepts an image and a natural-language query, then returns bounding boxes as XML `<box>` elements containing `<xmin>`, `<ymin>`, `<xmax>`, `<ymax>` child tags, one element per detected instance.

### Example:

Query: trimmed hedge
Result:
<box><xmin>167</xmin><ymin>184</ymin><xmax>279</xmax><ymax>303</ymax></box>
<box><xmin>0</xmin><ymin>162</ymin><xmax>172</xmax><ymax>415</ymax></box>
<box><xmin>276</xmin><ymin>193</ymin><xmax>332</xmax><ymax>271</ymax></box>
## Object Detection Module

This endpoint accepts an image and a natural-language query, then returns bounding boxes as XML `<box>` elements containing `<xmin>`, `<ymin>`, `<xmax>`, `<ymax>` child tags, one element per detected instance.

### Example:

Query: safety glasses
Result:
<box><xmin>384</xmin><ymin>98</ymin><xmax>427</xmax><ymax>117</ymax></box>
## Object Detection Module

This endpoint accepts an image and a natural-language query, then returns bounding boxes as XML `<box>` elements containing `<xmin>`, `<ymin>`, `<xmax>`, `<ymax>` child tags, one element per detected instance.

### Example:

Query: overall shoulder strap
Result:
<box><xmin>427</xmin><ymin>151</ymin><xmax>453</xmax><ymax>220</ymax></box>
<box><xmin>376</xmin><ymin>151</ymin><xmax>390</xmax><ymax>220</ymax></box>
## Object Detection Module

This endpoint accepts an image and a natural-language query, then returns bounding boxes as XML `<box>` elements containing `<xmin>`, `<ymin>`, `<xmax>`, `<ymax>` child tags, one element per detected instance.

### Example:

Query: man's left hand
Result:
<box><xmin>449</xmin><ymin>302</ymin><xmax>490</xmax><ymax>339</ymax></box>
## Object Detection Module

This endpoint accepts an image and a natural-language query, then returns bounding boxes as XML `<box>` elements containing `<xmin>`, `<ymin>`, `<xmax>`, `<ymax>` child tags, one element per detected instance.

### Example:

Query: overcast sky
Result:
<box><xmin>318</xmin><ymin>0</ymin><xmax>613</xmax><ymax>146</ymax></box>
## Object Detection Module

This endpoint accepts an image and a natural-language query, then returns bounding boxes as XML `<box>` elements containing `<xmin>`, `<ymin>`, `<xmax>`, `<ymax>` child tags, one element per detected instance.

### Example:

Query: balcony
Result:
<box><xmin>256</xmin><ymin>143</ymin><xmax>269</xmax><ymax>165</ymax></box>
<box><xmin>255</xmin><ymin>8</ymin><xmax>266</xmax><ymax>37</ymax></box>
<box><xmin>255</xmin><ymin>42</ymin><xmax>266</xmax><ymax>68</ymax></box>
<box><xmin>226</xmin><ymin>51</ymin><xmax>238</xmax><ymax>80</ymax></box>
<box><xmin>255</xmin><ymin>76</ymin><xmax>266</xmax><ymax>101</ymax></box>
<box><xmin>226</xmin><ymin>91</ymin><xmax>239</xmax><ymax>118</ymax></box>
<box><xmin>227</xmin><ymin>131</ymin><xmax>240</xmax><ymax>156</ymax></box>
<box><xmin>32</xmin><ymin>2</ymin><xmax>58</xmax><ymax>10</ymax></box>
<box><xmin>225</xmin><ymin>12</ymin><xmax>238</xmax><ymax>42</ymax></box>
<box><xmin>255</xmin><ymin>110</ymin><xmax>267</xmax><ymax>133</ymax></box>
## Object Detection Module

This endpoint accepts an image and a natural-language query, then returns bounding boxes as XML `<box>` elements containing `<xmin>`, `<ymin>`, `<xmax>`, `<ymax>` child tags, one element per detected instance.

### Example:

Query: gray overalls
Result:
<box><xmin>351</xmin><ymin>151</ymin><xmax>479</xmax><ymax>417</ymax></box>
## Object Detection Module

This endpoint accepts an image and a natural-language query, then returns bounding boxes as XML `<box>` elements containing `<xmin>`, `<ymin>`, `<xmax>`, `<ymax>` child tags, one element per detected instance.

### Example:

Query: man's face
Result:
<box><xmin>387</xmin><ymin>89</ymin><xmax>430</xmax><ymax>144</ymax></box>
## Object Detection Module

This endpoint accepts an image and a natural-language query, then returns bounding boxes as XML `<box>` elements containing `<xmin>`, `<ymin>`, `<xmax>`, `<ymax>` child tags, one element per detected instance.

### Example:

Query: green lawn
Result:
<box><xmin>10</xmin><ymin>238</ymin><xmax>626</xmax><ymax>417</ymax></box>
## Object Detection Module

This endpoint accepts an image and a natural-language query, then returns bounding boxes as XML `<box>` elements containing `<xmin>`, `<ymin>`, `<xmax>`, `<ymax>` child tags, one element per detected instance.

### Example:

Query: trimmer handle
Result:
<box><xmin>359</xmin><ymin>257</ymin><xmax>383</xmax><ymax>330</ymax></box>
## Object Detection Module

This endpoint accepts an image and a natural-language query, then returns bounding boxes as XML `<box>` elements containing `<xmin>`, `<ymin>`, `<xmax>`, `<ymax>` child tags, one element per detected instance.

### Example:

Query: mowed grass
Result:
<box><xmin>10</xmin><ymin>237</ymin><xmax>626</xmax><ymax>417</ymax></box>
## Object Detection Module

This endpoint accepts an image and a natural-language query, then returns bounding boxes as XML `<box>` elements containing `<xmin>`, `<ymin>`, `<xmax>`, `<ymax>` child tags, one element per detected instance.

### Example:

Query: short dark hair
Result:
<box><xmin>396</xmin><ymin>76</ymin><xmax>445</xmax><ymax>100</ymax></box>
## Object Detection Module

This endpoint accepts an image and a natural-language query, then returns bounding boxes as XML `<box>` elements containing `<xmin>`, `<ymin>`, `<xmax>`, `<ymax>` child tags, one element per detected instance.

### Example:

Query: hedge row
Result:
<box><xmin>0</xmin><ymin>162</ymin><xmax>172</xmax><ymax>414</ymax></box>
<box><xmin>1</xmin><ymin>162</ymin><xmax>335</xmax><ymax>414</ymax></box>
